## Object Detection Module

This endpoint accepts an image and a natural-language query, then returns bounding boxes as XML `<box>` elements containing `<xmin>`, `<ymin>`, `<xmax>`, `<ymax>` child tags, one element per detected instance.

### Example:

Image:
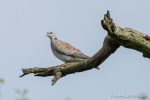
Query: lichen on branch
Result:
<box><xmin>101</xmin><ymin>11</ymin><xmax>150</xmax><ymax>58</ymax></box>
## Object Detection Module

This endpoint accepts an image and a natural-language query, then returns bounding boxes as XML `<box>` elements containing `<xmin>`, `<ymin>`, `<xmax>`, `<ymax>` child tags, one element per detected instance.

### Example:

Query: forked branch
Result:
<box><xmin>20</xmin><ymin>36</ymin><xmax>119</xmax><ymax>85</ymax></box>
<box><xmin>20</xmin><ymin>11</ymin><xmax>150</xmax><ymax>85</ymax></box>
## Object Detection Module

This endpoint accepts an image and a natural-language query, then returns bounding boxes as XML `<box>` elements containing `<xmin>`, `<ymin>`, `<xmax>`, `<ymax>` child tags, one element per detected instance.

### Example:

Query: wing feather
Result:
<box><xmin>53</xmin><ymin>40</ymin><xmax>89</xmax><ymax>59</ymax></box>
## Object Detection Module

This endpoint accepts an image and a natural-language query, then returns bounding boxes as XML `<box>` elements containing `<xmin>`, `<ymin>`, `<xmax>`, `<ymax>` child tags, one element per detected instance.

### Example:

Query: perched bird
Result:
<box><xmin>46</xmin><ymin>32</ymin><xmax>90</xmax><ymax>63</ymax></box>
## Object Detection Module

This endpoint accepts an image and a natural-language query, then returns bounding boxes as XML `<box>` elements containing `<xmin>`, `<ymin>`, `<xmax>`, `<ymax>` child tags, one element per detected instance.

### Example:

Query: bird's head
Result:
<box><xmin>46</xmin><ymin>32</ymin><xmax>57</xmax><ymax>40</ymax></box>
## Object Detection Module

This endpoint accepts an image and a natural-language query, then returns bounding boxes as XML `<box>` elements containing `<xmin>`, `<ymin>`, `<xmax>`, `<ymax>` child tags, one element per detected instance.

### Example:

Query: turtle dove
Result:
<box><xmin>46</xmin><ymin>32</ymin><xmax>90</xmax><ymax>63</ymax></box>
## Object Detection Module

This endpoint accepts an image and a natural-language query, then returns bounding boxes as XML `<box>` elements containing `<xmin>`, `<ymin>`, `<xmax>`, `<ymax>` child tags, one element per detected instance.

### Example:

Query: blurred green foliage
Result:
<box><xmin>0</xmin><ymin>78</ymin><xmax>4</xmax><ymax>97</ymax></box>
<box><xmin>0</xmin><ymin>78</ymin><xmax>4</xmax><ymax>85</ymax></box>
<box><xmin>138</xmin><ymin>94</ymin><xmax>148</xmax><ymax>100</ymax></box>
<box><xmin>15</xmin><ymin>89</ymin><xmax>28</xmax><ymax>100</ymax></box>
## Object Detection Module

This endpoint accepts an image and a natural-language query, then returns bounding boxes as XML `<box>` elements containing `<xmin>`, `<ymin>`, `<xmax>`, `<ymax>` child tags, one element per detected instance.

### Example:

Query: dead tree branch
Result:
<box><xmin>20</xmin><ymin>11</ymin><xmax>150</xmax><ymax>85</ymax></box>
<box><xmin>101</xmin><ymin>11</ymin><xmax>150</xmax><ymax>58</ymax></box>
<box><xmin>20</xmin><ymin>36</ymin><xmax>120</xmax><ymax>85</ymax></box>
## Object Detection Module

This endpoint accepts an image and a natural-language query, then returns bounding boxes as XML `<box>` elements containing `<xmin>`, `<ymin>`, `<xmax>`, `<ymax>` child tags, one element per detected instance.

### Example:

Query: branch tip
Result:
<box><xmin>101</xmin><ymin>10</ymin><xmax>116</xmax><ymax>33</ymax></box>
<box><xmin>51</xmin><ymin>72</ymin><xmax>62</xmax><ymax>86</ymax></box>
<box><xmin>19</xmin><ymin>73</ymin><xmax>28</xmax><ymax>77</ymax></box>
<box><xmin>19</xmin><ymin>68</ymin><xmax>30</xmax><ymax>77</ymax></box>
<box><xmin>107</xmin><ymin>10</ymin><xmax>110</xmax><ymax>18</ymax></box>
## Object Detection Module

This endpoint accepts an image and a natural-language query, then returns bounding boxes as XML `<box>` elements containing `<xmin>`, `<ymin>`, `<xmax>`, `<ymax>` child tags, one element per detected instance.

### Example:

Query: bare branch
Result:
<box><xmin>20</xmin><ymin>10</ymin><xmax>150</xmax><ymax>85</ymax></box>
<box><xmin>101</xmin><ymin>11</ymin><xmax>150</xmax><ymax>58</ymax></box>
<box><xmin>20</xmin><ymin>36</ymin><xmax>120</xmax><ymax>85</ymax></box>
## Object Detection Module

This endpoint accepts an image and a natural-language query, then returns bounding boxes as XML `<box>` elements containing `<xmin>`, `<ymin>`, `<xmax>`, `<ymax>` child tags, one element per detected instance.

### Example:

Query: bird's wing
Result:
<box><xmin>53</xmin><ymin>40</ymin><xmax>89</xmax><ymax>59</ymax></box>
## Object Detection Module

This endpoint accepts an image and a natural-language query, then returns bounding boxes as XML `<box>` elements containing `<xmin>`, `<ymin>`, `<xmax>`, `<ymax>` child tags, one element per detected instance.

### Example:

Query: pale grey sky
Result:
<box><xmin>0</xmin><ymin>0</ymin><xmax>150</xmax><ymax>100</ymax></box>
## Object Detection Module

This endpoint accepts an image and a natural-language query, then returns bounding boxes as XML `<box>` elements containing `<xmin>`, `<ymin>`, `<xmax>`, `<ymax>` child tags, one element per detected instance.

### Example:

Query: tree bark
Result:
<box><xmin>20</xmin><ymin>11</ymin><xmax>150</xmax><ymax>86</ymax></box>
<box><xmin>101</xmin><ymin>11</ymin><xmax>150</xmax><ymax>58</ymax></box>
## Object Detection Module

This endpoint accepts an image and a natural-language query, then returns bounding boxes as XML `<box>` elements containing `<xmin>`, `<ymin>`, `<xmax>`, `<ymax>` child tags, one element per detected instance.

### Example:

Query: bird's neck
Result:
<box><xmin>50</xmin><ymin>37</ymin><xmax>58</xmax><ymax>51</ymax></box>
<box><xmin>51</xmin><ymin>36</ymin><xmax>57</xmax><ymax>41</ymax></box>
<box><xmin>50</xmin><ymin>36</ymin><xmax>58</xmax><ymax>44</ymax></box>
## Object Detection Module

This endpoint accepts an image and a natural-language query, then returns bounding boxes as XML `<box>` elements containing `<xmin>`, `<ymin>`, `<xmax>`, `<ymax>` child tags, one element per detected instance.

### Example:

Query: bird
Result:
<box><xmin>46</xmin><ymin>32</ymin><xmax>90</xmax><ymax>63</ymax></box>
